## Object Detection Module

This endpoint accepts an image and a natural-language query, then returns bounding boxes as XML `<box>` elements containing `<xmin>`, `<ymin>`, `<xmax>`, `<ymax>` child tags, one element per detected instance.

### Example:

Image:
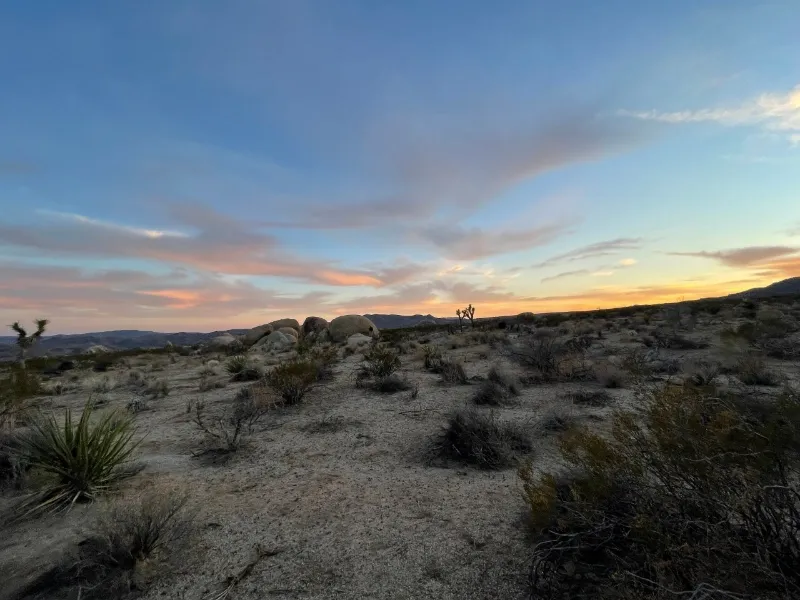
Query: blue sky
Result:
<box><xmin>1</xmin><ymin>0</ymin><xmax>799</xmax><ymax>333</ymax></box>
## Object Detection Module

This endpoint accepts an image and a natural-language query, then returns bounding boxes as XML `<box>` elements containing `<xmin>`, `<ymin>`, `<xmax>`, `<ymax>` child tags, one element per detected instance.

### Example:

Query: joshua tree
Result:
<box><xmin>456</xmin><ymin>308</ymin><xmax>465</xmax><ymax>333</ymax></box>
<box><xmin>10</xmin><ymin>319</ymin><xmax>48</xmax><ymax>367</ymax></box>
<box><xmin>463</xmin><ymin>304</ymin><xmax>476</xmax><ymax>329</ymax></box>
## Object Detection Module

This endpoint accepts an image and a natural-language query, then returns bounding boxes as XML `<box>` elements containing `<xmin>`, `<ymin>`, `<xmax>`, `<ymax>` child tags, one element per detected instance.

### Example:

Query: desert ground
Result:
<box><xmin>2</xmin><ymin>298</ymin><xmax>800</xmax><ymax>600</ymax></box>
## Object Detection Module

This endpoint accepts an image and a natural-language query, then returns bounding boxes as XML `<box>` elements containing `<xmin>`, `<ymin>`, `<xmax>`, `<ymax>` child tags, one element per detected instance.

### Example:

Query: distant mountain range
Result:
<box><xmin>3</xmin><ymin>279</ymin><xmax>799</xmax><ymax>360</ymax></box>
<box><xmin>727</xmin><ymin>277</ymin><xmax>800</xmax><ymax>299</ymax></box>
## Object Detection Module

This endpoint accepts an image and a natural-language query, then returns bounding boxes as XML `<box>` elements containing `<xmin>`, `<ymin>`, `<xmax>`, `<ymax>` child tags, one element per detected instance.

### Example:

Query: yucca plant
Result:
<box><xmin>10</xmin><ymin>318</ymin><xmax>49</xmax><ymax>367</ymax></box>
<box><xmin>15</xmin><ymin>401</ymin><xmax>140</xmax><ymax>515</ymax></box>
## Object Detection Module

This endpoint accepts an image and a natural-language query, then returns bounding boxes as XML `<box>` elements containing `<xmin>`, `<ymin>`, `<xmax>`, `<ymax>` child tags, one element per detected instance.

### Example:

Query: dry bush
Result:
<box><xmin>85</xmin><ymin>374</ymin><xmax>118</xmax><ymax>394</ymax></box>
<box><xmin>567</xmin><ymin>389</ymin><xmax>613</xmax><ymax>407</ymax></box>
<box><xmin>371</xmin><ymin>374</ymin><xmax>412</xmax><ymax>394</ymax></box>
<box><xmin>519</xmin><ymin>385</ymin><xmax>800</xmax><ymax>599</ymax></box>
<box><xmin>144</xmin><ymin>378</ymin><xmax>170</xmax><ymax>398</ymax></box>
<box><xmin>18</xmin><ymin>488</ymin><xmax>193</xmax><ymax>600</ymax></box>
<box><xmin>358</xmin><ymin>345</ymin><xmax>401</xmax><ymax>379</ymax></box>
<box><xmin>307</xmin><ymin>345</ymin><xmax>339</xmax><ymax>381</ymax></box>
<box><xmin>198</xmin><ymin>372</ymin><xmax>226</xmax><ymax>391</ymax></box>
<box><xmin>734</xmin><ymin>353</ymin><xmax>781</xmax><ymax>386</ymax></box>
<box><xmin>190</xmin><ymin>383</ymin><xmax>273</xmax><ymax>452</ymax></box>
<box><xmin>422</xmin><ymin>344</ymin><xmax>444</xmax><ymax>371</ymax></box>
<box><xmin>0</xmin><ymin>429</ymin><xmax>27</xmax><ymax>488</ymax></box>
<box><xmin>682</xmin><ymin>359</ymin><xmax>721</xmax><ymax>387</ymax></box>
<box><xmin>509</xmin><ymin>335</ymin><xmax>590</xmax><ymax>383</ymax></box>
<box><xmin>225</xmin><ymin>355</ymin><xmax>262</xmax><ymax>382</ymax></box>
<box><xmin>472</xmin><ymin>380</ymin><xmax>512</xmax><ymax>406</ymax></box>
<box><xmin>430</xmin><ymin>407</ymin><xmax>531</xmax><ymax>469</ymax></box>
<box><xmin>487</xmin><ymin>364</ymin><xmax>520</xmax><ymax>395</ymax></box>
<box><xmin>594</xmin><ymin>363</ymin><xmax>627</xmax><ymax>388</ymax></box>
<box><xmin>535</xmin><ymin>405</ymin><xmax>578</xmax><ymax>434</ymax></box>
<box><xmin>265</xmin><ymin>359</ymin><xmax>318</xmax><ymax>405</ymax></box>
<box><xmin>439</xmin><ymin>359</ymin><xmax>467</xmax><ymax>385</ymax></box>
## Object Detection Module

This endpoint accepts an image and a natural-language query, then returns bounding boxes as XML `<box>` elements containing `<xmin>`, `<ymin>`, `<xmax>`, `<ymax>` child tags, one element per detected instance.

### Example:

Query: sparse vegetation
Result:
<box><xmin>430</xmin><ymin>407</ymin><xmax>531</xmax><ymax>469</ymax></box>
<box><xmin>191</xmin><ymin>383</ymin><xmax>273</xmax><ymax>452</ymax></box>
<box><xmin>567</xmin><ymin>388</ymin><xmax>613</xmax><ymax>407</ymax></box>
<box><xmin>519</xmin><ymin>384</ymin><xmax>800</xmax><ymax>599</ymax></box>
<box><xmin>733</xmin><ymin>353</ymin><xmax>781</xmax><ymax>386</ymax></box>
<box><xmin>472</xmin><ymin>380</ymin><xmax>512</xmax><ymax>406</ymax></box>
<box><xmin>1</xmin><ymin>365</ymin><xmax>41</xmax><ymax>427</ymax></box>
<box><xmin>439</xmin><ymin>359</ymin><xmax>467</xmax><ymax>384</ymax></box>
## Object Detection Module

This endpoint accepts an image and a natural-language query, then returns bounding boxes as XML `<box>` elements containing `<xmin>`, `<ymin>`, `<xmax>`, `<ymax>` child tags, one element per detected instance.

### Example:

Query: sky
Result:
<box><xmin>1</xmin><ymin>0</ymin><xmax>799</xmax><ymax>334</ymax></box>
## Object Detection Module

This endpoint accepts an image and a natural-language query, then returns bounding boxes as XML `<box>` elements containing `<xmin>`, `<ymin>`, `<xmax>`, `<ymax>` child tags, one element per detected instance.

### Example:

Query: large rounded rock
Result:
<box><xmin>208</xmin><ymin>333</ymin><xmax>239</xmax><ymax>349</ymax></box>
<box><xmin>242</xmin><ymin>324</ymin><xmax>273</xmax><ymax>347</ymax></box>
<box><xmin>255</xmin><ymin>330</ymin><xmax>296</xmax><ymax>353</ymax></box>
<box><xmin>302</xmin><ymin>316</ymin><xmax>329</xmax><ymax>337</ymax></box>
<box><xmin>268</xmin><ymin>318</ymin><xmax>300</xmax><ymax>333</ymax></box>
<box><xmin>278</xmin><ymin>327</ymin><xmax>299</xmax><ymax>340</ymax></box>
<box><xmin>329</xmin><ymin>315</ymin><xmax>380</xmax><ymax>343</ymax></box>
<box><xmin>347</xmin><ymin>333</ymin><xmax>373</xmax><ymax>351</ymax></box>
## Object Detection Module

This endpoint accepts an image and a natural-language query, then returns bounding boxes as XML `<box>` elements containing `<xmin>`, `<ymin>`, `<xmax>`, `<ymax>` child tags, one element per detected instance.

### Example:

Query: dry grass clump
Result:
<box><xmin>439</xmin><ymin>359</ymin><xmax>467</xmax><ymax>385</ymax></box>
<box><xmin>733</xmin><ymin>353</ymin><xmax>781</xmax><ymax>386</ymax></box>
<box><xmin>594</xmin><ymin>363</ymin><xmax>627</xmax><ymax>388</ymax></box>
<box><xmin>519</xmin><ymin>385</ymin><xmax>800</xmax><ymax>599</ymax></box>
<box><xmin>430</xmin><ymin>407</ymin><xmax>531</xmax><ymax>469</ymax></box>
<box><xmin>371</xmin><ymin>374</ymin><xmax>412</xmax><ymax>394</ymax></box>
<box><xmin>18</xmin><ymin>488</ymin><xmax>193</xmax><ymax>600</ymax></box>
<box><xmin>12</xmin><ymin>401</ymin><xmax>140</xmax><ymax>516</ymax></box>
<box><xmin>265</xmin><ymin>359</ymin><xmax>318</xmax><ymax>405</ymax></box>
<box><xmin>535</xmin><ymin>405</ymin><xmax>578</xmax><ymax>434</ymax></box>
<box><xmin>566</xmin><ymin>389</ymin><xmax>613</xmax><ymax>407</ymax></box>
<box><xmin>682</xmin><ymin>359</ymin><xmax>721</xmax><ymax>387</ymax></box>
<box><xmin>509</xmin><ymin>334</ymin><xmax>590</xmax><ymax>383</ymax></box>
<box><xmin>487</xmin><ymin>364</ymin><xmax>520</xmax><ymax>395</ymax></box>
<box><xmin>85</xmin><ymin>374</ymin><xmax>118</xmax><ymax>394</ymax></box>
<box><xmin>472</xmin><ymin>380</ymin><xmax>512</xmax><ymax>406</ymax></box>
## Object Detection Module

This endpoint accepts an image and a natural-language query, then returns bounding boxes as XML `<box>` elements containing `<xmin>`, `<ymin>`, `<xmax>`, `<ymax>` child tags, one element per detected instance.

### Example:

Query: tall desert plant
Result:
<box><xmin>14</xmin><ymin>401</ymin><xmax>140</xmax><ymax>515</ymax></box>
<box><xmin>10</xmin><ymin>318</ymin><xmax>49</xmax><ymax>367</ymax></box>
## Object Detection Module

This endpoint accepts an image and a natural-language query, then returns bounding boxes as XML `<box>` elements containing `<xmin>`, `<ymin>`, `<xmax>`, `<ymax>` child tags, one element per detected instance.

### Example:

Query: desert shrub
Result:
<box><xmin>225</xmin><ymin>354</ymin><xmax>249</xmax><ymax>375</ymax></box>
<box><xmin>594</xmin><ymin>363</ymin><xmax>627</xmax><ymax>388</ymax></box>
<box><xmin>126</xmin><ymin>370</ymin><xmax>147</xmax><ymax>389</ymax></box>
<box><xmin>509</xmin><ymin>335</ymin><xmax>574</xmax><ymax>382</ymax></box>
<box><xmin>191</xmin><ymin>383</ymin><xmax>273</xmax><ymax>452</ymax></box>
<box><xmin>536</xmin><ymin>405</ymin><xmax>577</xmax><ymax>434</ymax></box>
<box><xmin>0</xmin><ymin>366</ymin><xmax>42</xmax><ymax>426</ymax></box>
<box><xmin>13</xmin><ymin>401</ymin><xmax>139</xmax><ymax>515</ymax></box>
<box><xmin>85</xmin><ymin>374</ymin><xmax>118</xmax><ymax>394</ymax></box>
<box><xmin>734</xmin><ymin>353</ymin><xmax>781</xmax><ymax>386</ymax></box>
<box><xmin>307</xmin><ymin>345</ymin><xmax>339</xmax><ymax>381</ymax></box>
<box><xmin>144</xmin><ymin>378</ymin><xmax>170</xmax><ymax>398</ymax></box>
<box><xmin>472</xmin><ymin>380</ymin><xmax>512</xmax><ymax>406</ymax></box>
<box><xmin>18</xmin><ymin>488</ymin><xmax>192</xmax><ymax>600</ymax></box>
<box><xmin>439</xmin><ymin>359</ymin><xmax>467</xmax><ymax>385</ymax></box>
<box><xmin>265</xmin><ymin>359</ymin><xmax>318</xmax><ymax>405</ymax></box>
<box><xmin>0</xmin><ymin>430</ymin><xmax>27</xmax><ymax>487</ymax></box>
<box><xmin>422</xmin><ymin>345</ymin><xmax>444</xmax><ymax>371</ymax></box>
<box><xmin>431</xmin><ymin>408</ymin><xmax>531</xmax><ymax>469</ymax></box>
<box><xmin>567</xmin><ymin>389</ymin><xmax>612</xmax><ymax>407</ymax></box>
<box><xmin>198</xmin><ymin>373</ymin><xmax>226</xmax><ymax>392</ymax></box>
<box><xmin>760</xmin><ymin>336</ymin><xmax>800</xmax><ymax>360</ymax></box>
<box><xmin>519</xmin><ymin>385</ymin><xmax>800</xmax><ymax>599</ymax></box>
<box><xmin>372</xmin><ymin>374</ymin><xmax>412</xmax><ymax>394</ymax></box>
<box><xmin>487</xmin><ymin>365</ymin><xmax>520</xmax><ymax>395</ymax></box>
<box><xmin>683</xmin><ymin>359</ymin><xmax>720</xmax><ymax>387</ymax></box>
<box><xmin>358</xmin><ymin>345</ymin><xmax>401</xmax><ymax>379</ymax></box>
<box><xmin>92</xmin><ymin>354</ymin><xmax>116</xmax><ymax>372</ymax></box>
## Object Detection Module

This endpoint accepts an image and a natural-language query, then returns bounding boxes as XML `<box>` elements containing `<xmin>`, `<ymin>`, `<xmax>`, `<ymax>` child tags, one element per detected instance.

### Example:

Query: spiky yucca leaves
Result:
<box><xmin>16</xmin><ymin>401</ymin><xmax>140</xmax><ymax>515</ymax></box>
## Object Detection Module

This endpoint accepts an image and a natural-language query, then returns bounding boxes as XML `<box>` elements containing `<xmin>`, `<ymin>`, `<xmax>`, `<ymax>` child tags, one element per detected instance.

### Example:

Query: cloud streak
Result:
<box><xmin>533</xmin><ymin>238</ymin><xmax>643</xmax><ymax>268</ymax></box>
<box><xmin>619</xmin><ymin>84</ymin><xmax>800</xmax><ymax>143</ymax></box>
<box><xmin>668</xmin><ymin>246</ymin><xmax>799</xmax><ymax>267</ymax></box>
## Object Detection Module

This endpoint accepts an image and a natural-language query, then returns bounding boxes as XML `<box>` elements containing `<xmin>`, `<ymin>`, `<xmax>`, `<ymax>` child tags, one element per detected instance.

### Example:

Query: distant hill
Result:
<box><xmin>728</xmin><ymin>277</ymin><xmax>800</xmax><ymax>299</ymax></box>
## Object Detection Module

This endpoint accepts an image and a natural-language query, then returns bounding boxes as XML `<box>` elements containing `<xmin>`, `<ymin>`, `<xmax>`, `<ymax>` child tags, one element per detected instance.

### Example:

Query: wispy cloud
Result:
<box><xmin>668</xmin><ymin>246</ymin><xmax>799</xmax><ymax>267</ymax></box>
<box><xmin>541</xmin><ymin>269</ymin><xmax>590</xmax><ymax>283</ymax></box>
<box><xmin>619</xmin><ymin>84</ymin><xmax>800</xmax><ymax>144</ymax></box>
<box><xmin>0</xmin><ymin>206</ymin><xmax>403</xmax><ymax>287</ymax></box>
<box><xmin>417</xmin><ymin>221</ymin><xmax>574</xmax><ymax>261</ymax></box>
<box><xmin>532</xmin><ymin>237</ymin><xmax>643</xmax><ymax>268</ymax></box>
<box><xmin>619</xmin><ymin>258</ymin><xmax>637</xmax><ymax>266</ymax></box>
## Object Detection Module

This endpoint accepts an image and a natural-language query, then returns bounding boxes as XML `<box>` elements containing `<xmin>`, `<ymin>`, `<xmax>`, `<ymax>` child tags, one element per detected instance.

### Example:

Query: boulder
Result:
<box><xmin>268</xmin><ymin>318</ymin><xmax>301</xmax><ymax>333</ymax></box>
<box><xmin>255</xmin><ymin>330</ymin><xmax>296</xmax><ymax>353</ymax></box>
<box><xmin>278</xmin><ymin>327</ymin><xmax>299</xmax><ymax>339</ymax></box>
<box><xmin>302</xmin><ymin>316</ymin><xmax>329</xmax><ymax>337</ymax></box>
<box><xmin>207</xmin><ymin>333</ymin><xmax>238</xmax><ymax>349</ymax></box>
<box><xmin>242</xmin><ymin>324</ymin><xmax>273</xmax><ymax>347</ymax></box>
<box><xmin>86</xmin><ymin>344</ymin><xmax>111</xmax><ymax>354</ymax></box>
<box><xmin>347</xmin><ymin>333</ymin><xmax>373</xmax><ymax>351</ymax></box>
<box><xmin>329</xmin><ymin>315</ymin><xmax>380</xmax><ymax>343</ymax></box>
